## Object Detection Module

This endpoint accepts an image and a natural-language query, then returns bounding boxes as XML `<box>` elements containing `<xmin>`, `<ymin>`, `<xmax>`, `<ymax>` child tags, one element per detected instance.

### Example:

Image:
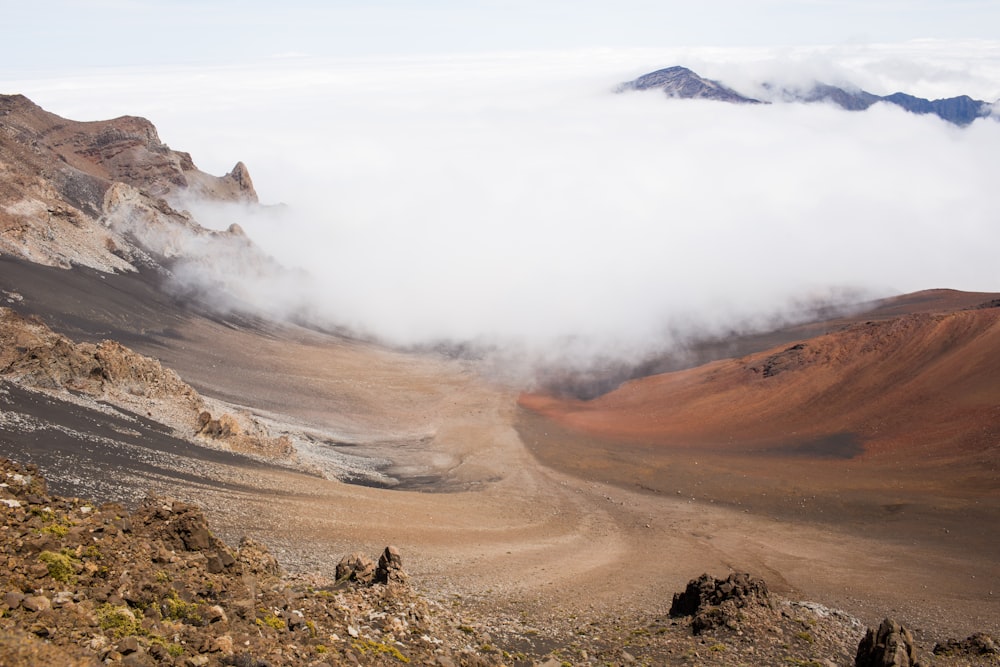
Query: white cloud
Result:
<box><xmin>4</xmin><ymin>44</ymin><xmax>1000</xmax><ymax>375</ymax></box>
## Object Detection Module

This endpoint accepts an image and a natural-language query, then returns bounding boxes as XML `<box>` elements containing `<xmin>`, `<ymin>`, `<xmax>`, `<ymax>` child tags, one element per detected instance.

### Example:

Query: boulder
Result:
<box><xmin>669</xmin><ymin>572</ymin><xmax>771</xmax><ymax>634</ymax></box>
<box><xmin>855</xmin><ymin>618</ymin><xmax>925</xmax><ymax>667</ymax></box>
<box><xmin>21</xmin><ymin>596</ymin><xmax>51</xmax><ymax>613</ymax></box>
<box><xmin>376</xmin><ymin>545</ymin><xmax>407</xmax><ymax>585</ymax></box>
<box><xmin>933</xmin><ymin>632</ymin><xmax>998</xmax><ymax>658</ymax></box>
<box><xmin>336</xmin><ymin>552</ymin><xmax>376</xmax><ymax>584</ymax></box>
<box><xmin>237</xmin><ymin>537</ymin><xmax>281</xmax><ymax>578</ymax></box>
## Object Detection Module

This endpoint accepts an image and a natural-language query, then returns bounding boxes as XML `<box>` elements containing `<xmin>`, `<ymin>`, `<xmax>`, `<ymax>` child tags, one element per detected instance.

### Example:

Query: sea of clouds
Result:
<box><xmin>5</xmin><ymin>42</ymin><xmax>1000</xmax><ymax>375</ymax></box>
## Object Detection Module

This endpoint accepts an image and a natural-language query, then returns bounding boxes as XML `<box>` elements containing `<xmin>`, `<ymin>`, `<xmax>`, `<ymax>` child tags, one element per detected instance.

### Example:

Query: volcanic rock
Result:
<box><xmin>0</xmin><ymin>306</ymin><xmax>296</xmax><ymax>462</ymax></box>
<box><xmin>669</xmin><ymin>572</ymin><xmax>772</xmax><ymax>634</ymax></box>
<box><xmin>237</xmin><ymin>536</ymin><xmax>282</xmax><ymax>577</ymax></box>
<box><xmin>0</xmin><ymin>458</ymin><xmax>503</xmax><ymax>666</ymax></box>
<box><xmin>855</xmin><ymin>618</ymin><xmax>926</xmax><ymax>667</ymax></box>
<box><xmin>376</xmin><ymin>545</ymin><xmax>407</xmax><ymax>585</ymax></box>
<box><xmin>933</xmin><ymin>632</ymin><xmax>999</xmax><ymax>658</ymax></box>
<box><xmin>337</xmin><ymin>552</ymin><xmax>377</xmax><ymax>584</ymax></box>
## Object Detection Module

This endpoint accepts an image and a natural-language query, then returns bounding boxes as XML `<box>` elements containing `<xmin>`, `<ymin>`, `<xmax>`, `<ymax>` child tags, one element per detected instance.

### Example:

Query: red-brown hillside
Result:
<box><xmin>521</xmin><ymin>297</ymin><xmax>1000</xmax><ymax>459</ymax></box>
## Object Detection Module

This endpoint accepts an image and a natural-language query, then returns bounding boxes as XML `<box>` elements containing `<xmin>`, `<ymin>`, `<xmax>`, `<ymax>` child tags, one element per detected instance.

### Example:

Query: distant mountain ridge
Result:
<box><xmin>618</xmin><ymin>65</ymin><xmax>997</xmax><ymax>126</ymax></box>
<box><xmin>617</xmin><ymin>66</ymin><xmax>762</xmax><ymax>104</ymax></box>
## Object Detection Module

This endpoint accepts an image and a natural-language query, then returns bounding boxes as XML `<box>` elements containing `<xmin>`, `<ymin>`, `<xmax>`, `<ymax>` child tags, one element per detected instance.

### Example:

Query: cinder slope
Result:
<box><xmin>521</xmin><ymin>301</ymin><xmax>1000</xmax><ymax>460</ymax></box>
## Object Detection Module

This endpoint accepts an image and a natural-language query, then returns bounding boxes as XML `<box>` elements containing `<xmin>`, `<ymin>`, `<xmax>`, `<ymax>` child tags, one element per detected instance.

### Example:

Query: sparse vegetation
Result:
<box><xmin>352</xmin><ymin>639</ymin><xmax>410</xmax><ymax>663</ymax></box>
<box><xmin>97</xmin><ymin>603</ymin><xmax>144</xmax><ymax>638</ymax></box>
<box><xmin>163</xmin><ymin>590</ymin><xmax>202</xmax><ymax>624</ymax></box>
<box><xmin>38</xmin><ymin>549</ymin><xmax>75</xmax><ymax>582</ymax></box>
<box><xmin>256</xmin><ymin>610</ymin><xmax>285</xmax><ymax>631</ymax></box>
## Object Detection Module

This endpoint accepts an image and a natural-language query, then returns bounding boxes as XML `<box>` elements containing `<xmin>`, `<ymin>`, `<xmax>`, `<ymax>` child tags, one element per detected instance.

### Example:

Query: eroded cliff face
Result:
<box><xmin>0</xmin><ymin>93</ymin><xmax>257</xmax><ymax>272</ymax></box>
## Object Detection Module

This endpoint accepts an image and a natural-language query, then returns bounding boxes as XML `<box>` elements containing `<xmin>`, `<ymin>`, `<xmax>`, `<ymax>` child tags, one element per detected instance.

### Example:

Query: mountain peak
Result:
<box><xmin>617</xmin><ymin>66</ymin><xmax>762</xmax><ymax>104</ymax></box>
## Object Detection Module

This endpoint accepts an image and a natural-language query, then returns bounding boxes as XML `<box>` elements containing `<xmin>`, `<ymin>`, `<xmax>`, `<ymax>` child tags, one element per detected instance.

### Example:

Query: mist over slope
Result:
<box><xmin>5</xmin><ymin>45</ymin><xmax>1000</xmax><ymax>374</ymax></box>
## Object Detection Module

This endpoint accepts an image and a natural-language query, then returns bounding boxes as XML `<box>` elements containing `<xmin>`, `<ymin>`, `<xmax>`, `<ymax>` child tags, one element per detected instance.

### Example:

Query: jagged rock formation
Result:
<box><xmin>618</xmin><ymin>66</ymin><xmax>997</xmax><ymax>125</ymax></box>
<box><xmin>336</xmin><ymin>552</ymin><xmax>377</xmax><ymax>584</ymax></box>
<box><xmin>0</xmin><ymin>93</ymin><xmax>260</xmax><ymax>273</ymax></box>
<box><xmin>0</xmin><ymin>306</ymin><xmax>200</xmax><ymax>410</ymax></box>
<box><xmin>376</xmin><ymin>545</ymin><xmax>407</xmax><ymax>585</ymax></box>
<box><xmin>0</xmin><ymin>94</ymin><xmax>255</xmax><ymax>205</ymax></box>
<box><xmin>855</xmin><ymin>618</ymin><xmax>926</xmax><ymax>667</ymax></box>
<box><xmin>669</xmin><ymin>572</ymin><xmax>773</xmax><ymax>635</ymax></box>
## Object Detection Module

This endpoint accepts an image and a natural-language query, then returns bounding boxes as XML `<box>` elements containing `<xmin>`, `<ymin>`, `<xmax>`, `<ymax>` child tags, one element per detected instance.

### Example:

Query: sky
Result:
<box><xmin>6</xmin><ymin>1</ymin><xmax>1000</xmax><ymax>68</ymax></box>
<box><xmin>3</xmin><ymin>2</ymin><xmax>1000</xmax><ymax>373</ymax></box>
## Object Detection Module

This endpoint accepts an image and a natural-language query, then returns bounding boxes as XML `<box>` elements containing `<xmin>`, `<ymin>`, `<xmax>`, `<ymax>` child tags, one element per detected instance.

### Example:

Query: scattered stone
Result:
<box><xmin>51</xmin><ymin>591</ymin><xmax>75</xmax><ymax>606</ymax></box>
<box><xmin>118</xmin><ymin>635</ymin><xmax>140</xmax><ymax>655</ymax></box>
<box><xmin>21</xmin><ymin>595</ymin><xmax>51</xmax><ymax>613</ymax></box>
<box><xmin>205</xmin><ymin>604</ymin><xmax>228</xmax><ymax>624</ymax></box>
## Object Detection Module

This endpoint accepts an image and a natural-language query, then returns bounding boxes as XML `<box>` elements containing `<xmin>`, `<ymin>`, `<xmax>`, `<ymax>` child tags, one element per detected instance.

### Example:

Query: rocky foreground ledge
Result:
<box><xmin>0</xmin><ymin>458</ymin><xmax>499</xmax><ymax>666</ymax></box>
<box><xmin>1</xmin><ymin>458</ymin><xmax>997</xmax><ymax>666</ymax></box>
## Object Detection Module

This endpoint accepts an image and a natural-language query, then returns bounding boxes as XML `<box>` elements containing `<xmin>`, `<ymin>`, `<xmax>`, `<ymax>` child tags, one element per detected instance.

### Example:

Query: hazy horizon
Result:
<box><xmin>4</xmin><ymin>3</ymin><xmax>1000</xmax><ymax>370</ymax></box>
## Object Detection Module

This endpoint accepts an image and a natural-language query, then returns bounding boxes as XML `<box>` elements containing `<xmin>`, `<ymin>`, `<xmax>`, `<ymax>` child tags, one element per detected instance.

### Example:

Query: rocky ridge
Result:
<box><xmin>618</xmin><ymin>66</ymin><xmax>997</xmax><ymax>125</ymax></box>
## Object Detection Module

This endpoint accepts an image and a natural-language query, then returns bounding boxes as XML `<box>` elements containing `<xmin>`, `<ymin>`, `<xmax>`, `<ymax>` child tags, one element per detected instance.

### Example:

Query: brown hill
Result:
<box><xmin>521</xmin><ymin>298</ymin><xmax>1000</xmax><ymax>460</ymax></box>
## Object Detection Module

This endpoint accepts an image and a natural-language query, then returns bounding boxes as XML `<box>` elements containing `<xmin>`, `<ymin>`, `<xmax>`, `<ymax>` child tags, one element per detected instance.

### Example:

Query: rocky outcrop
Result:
<box><xmin>0</xmin><ymin>306</ymin><xmax>200</xmax><ymax>408</ymax></box>
<box><xmin>933</xmin><ymin>632</ymin><xmax>999</xmax><ymax>659</ymax></box>
<box><xmin>0</xmin><ymin>93</ymin><xmax>259</xmax><ymax>273</ymax></box>
<box><xmin>0</xmin><ymin>458</ymin><xmax>501</xmax><ymax>666</ymax></box>
<box><xmin>0</xmin><ymin>306</ymin><xmax>294</xmax><ymax>461</ymax></box>
<box><xmin>195</xmin><ymin>409</ymin><xmax>294</xmax><ymax>459</ymax></box>
<box><xmin>376</xmin><ymin>545</ymin><xmax>408</xmax><ymax>585</ymax></box>
<box><xmin>855</xmin><ymin>618</ymin><xmax>926</xmax><ymax>667</ymax></box>
<box><xmin>335</xmin><ymin>548</ymin><xmax>407</xmax><ymax>587</ymax></box>
<box><xmin>0</xmin><ymin>94</ymin><xmax>256</xmax><ymax>207</ymax></box>
<box><xmin>669</xmin><ymin>572</ymin><xmax>773</xmax><ymax>634</ymax></box>
<box><xmin>337</xmin><ymin>552</ymin><xmax>377</xmax><ymax>584</ymax></box>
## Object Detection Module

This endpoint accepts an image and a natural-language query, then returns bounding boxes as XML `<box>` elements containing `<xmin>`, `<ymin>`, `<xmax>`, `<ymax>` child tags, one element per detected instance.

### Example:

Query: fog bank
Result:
<box><xmin>5</xmin><ymin>45</ymin><xmax>1000</xmax><ymax>374</ymax></box>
